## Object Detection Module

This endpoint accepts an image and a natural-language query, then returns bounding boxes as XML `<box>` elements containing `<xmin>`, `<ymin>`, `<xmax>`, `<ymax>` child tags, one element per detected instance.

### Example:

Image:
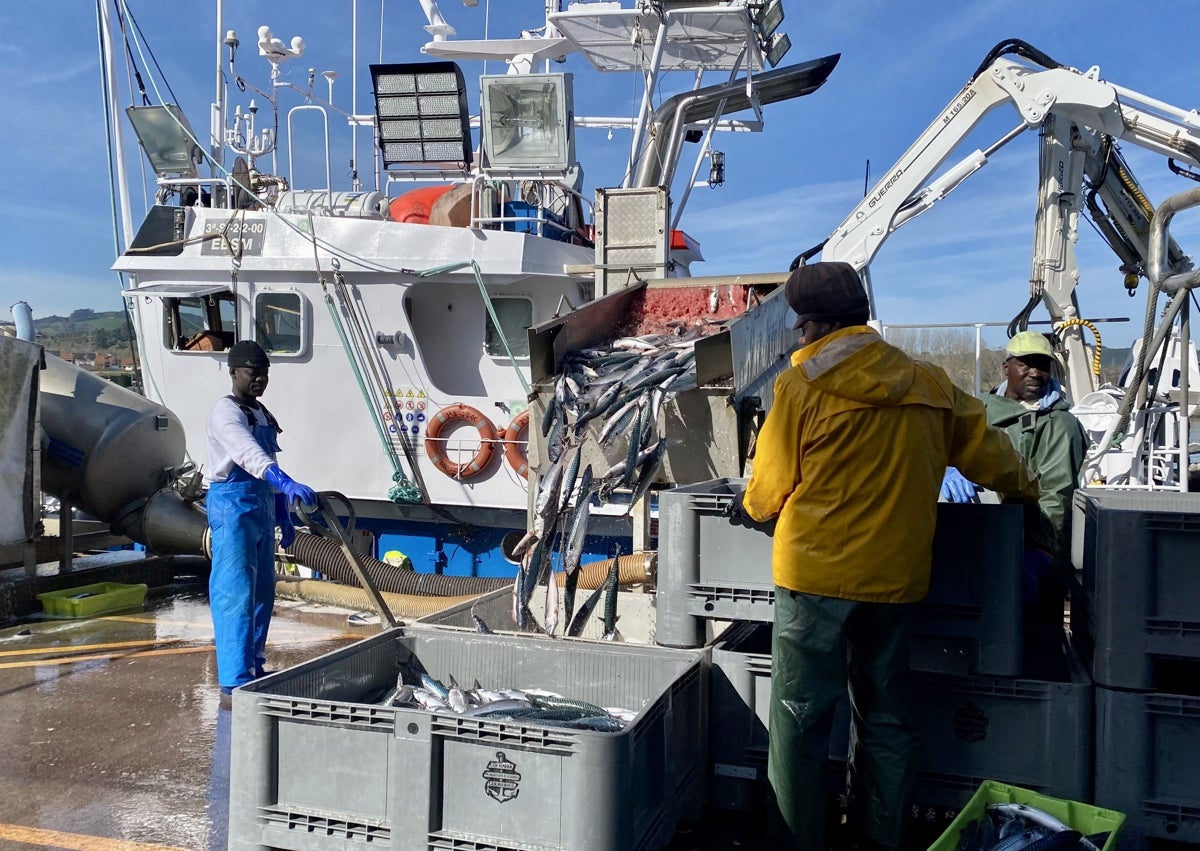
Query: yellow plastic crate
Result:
<box><xmin>928</xmin><ymin>781</ymin><xmax>1125</xmax><ymax>851</ymax></box>
<box><xmin>37</xmin><ymin>582</ymin><xmax>148</xmax><ymax>618</ymax></box>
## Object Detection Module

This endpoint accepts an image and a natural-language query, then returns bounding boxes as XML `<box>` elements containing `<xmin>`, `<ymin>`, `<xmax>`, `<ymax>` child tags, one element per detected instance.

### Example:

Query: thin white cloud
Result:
<box><xmin>13</xmin><ymin>58</ymin><xmax>98</xmax><ymax>90</ymax></box>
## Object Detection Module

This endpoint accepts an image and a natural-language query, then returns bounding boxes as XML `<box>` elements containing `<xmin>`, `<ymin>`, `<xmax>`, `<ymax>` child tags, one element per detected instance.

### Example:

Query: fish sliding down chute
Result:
<box><xmin>514</xmin><ymin>278</ymin><xmax>798</xmax><ymax>637</ymax></box>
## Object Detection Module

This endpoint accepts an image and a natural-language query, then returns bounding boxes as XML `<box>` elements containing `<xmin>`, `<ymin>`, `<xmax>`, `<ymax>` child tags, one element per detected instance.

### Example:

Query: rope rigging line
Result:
<box><xmin>305</xmin><ymin>217</ymin><xmax>424</xmax><ymax>505</ymax></box>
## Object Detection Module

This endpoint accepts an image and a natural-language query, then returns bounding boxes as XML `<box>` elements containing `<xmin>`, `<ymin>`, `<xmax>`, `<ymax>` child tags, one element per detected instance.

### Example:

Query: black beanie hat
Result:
<box><xmin>227</xmin><ymin>340</ymin><xmax>270</xmax><ymax>369</ymax></box>
<box><xmin>784</xmin><ymin>261</ymin><xmax>869</xmax><ymax>329</ymax></box>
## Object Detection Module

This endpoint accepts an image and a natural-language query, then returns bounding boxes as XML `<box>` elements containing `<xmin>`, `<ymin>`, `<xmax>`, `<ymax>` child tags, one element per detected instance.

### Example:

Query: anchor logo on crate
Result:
<box><xmin>482</xmin><ymin>751</ymin><xmax>521</xmax><ymax>803</ymax></box>
<box><xmin>952</xmin><ymin>700</ymin><xmax>989</xmax><ymax>743</ymax></box>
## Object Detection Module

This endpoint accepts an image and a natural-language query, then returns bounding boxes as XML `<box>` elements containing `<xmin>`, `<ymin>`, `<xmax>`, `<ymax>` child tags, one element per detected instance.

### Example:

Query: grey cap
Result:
<box><xmin>784</xmin><ymin>261</ymin><xmax>868</xmax><ymax>329</ymax></box>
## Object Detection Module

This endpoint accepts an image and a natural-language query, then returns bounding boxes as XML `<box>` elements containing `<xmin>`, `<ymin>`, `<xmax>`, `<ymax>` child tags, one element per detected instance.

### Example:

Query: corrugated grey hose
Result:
<box><xmin>283</xmin><ymin>532</ymin><xmax>510</xmax><ymax>596</ymax></box>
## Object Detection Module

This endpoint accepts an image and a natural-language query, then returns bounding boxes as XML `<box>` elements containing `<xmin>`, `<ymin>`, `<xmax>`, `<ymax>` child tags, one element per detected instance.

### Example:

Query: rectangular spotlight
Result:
<box><xmin>480</xmin><ymin>74</ymin><xmax>574</xmax><ymax>174</ymax></box>
<box><xmin>370</xmin><ymin>62</ymin><xmax>472</xmax><ymax>168</ymax></box>
<box><xmin>126</xmin><ymin>104</ymin><xmax>202</xmax><ymax>177</ymax></box>
<box><xmin>756</xmin><ymin>0</ymin><xmax>785</xmax><ymax>39</ymax></box>
<box><xmin>766</xmin><ymin>32</ymin><xmax>792</xmax><ymax>68</ymax></box>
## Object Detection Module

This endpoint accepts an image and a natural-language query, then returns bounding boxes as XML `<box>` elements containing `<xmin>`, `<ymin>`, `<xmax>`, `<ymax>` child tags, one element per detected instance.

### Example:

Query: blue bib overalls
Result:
<box><xmin>207</xmin><ymin>419</ymin><xmax>281</xmax><ymax>689</ymax></box>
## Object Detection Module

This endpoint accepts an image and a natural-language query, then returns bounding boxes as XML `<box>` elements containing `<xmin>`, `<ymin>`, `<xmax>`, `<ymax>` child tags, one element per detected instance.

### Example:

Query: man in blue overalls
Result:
<box><xmin>204</xmin><ymin>340</ymin><xmax>317</xmax><ymax>709</ymax></box>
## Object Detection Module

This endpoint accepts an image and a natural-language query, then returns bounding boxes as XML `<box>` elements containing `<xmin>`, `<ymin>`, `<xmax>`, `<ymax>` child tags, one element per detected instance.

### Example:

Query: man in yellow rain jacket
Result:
<box><xmin>729</xmin><ymin>262</ymin><xmax>1040</xmax><ymax>851</ymax></box>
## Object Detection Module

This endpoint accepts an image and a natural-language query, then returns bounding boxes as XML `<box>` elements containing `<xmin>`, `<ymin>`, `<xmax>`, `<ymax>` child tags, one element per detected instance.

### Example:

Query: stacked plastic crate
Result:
<box><xmin>658</xmin><ymin>478</ymin><xmax>1094</xmax><ymax>819</ymax></box>
<box><xmin>1070</xmin><ymin>490</ymin><xmax>1200</xmax><ymax>851</ymax></box>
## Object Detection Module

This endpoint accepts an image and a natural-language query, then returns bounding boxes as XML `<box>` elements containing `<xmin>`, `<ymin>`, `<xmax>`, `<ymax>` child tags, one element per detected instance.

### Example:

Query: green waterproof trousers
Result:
<box><xmin>767</xmin><ymin>589</ymin><xmax>922</xmax><ymax>850</ymax></box>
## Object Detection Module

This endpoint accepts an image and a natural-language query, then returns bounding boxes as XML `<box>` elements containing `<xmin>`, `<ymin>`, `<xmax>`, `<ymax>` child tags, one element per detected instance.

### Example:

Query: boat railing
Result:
<box><xmin>468</xmin><ymin>174</ymin><xmax>592</xmax><ymax>240</ymax></box>
<box><xmin>286</xmin><ymin>104</ymin><xmax>332</xmax><ymax>200</ymax></box>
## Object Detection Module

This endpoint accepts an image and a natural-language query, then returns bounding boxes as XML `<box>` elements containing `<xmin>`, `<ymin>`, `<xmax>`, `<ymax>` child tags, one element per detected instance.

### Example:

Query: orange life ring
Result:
<box><xmin>502</xmin><ymin>409</ymin><xmax>531</xmax><ymax>480</ymax></box>
<box><xmin>424</xmin><ymin>403</ymin><xmax>497</xmax><ymax>479</ymax></box>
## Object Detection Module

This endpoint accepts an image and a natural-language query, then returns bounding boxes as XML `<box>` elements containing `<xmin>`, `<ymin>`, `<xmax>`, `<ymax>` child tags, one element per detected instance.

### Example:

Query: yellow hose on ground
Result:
<box><xmin>1054</xmin><ymin>319</ymin><xmax>1103</xmax><ymax>376</ymax></box>
<box><xmin>276</xmin><ymin>577</ymin><xmax>482</xmax><ymax>619</ymax></box>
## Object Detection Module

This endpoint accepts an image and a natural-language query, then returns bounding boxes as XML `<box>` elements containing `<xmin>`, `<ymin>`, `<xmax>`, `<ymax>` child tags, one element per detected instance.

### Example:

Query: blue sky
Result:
<box><xmin>1</xmin><ymin>1</ymin><xmax>1196</xmax><ymax>351</ymax></box>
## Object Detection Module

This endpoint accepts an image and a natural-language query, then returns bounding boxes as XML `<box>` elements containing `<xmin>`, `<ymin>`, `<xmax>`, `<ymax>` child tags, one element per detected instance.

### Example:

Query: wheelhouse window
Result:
<box><xmin>254</xmin><ymin>291</ymin><xmax>305</xmax><ymax>356</ymax></box>
<box><xmin>484</xmin><ymin>298</ymin><xmax>533</xmax><ymax>358</ymax></box>
<box><xmin>163</xmin><ymin>291</ymin><xmax>236</xmax><ymax>352</ymax></box>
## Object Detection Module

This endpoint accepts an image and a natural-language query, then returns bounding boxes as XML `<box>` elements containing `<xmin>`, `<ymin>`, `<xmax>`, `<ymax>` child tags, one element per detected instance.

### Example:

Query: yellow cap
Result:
<box><xmin>1005</xmin><ymin>331</ymin><xmax>1053</xmax><ymax>359</ymax></box>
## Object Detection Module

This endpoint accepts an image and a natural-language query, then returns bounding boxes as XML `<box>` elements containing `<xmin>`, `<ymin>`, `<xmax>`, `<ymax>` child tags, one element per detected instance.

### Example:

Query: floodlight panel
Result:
<box><xmin>766</xmin><ymin>32</ymin><xmax>791</xmax><ymax>68</ymax></box>
<box><xmin>370</xmin><ymin>61</ymin><xmax>472</xmax><ymax>168</ymax></box>
<box><xmin>480</xmin><ymin>73</ymin><xmax>575</xmax><ymax>173</ymax></box>
<box><xmin>757</xmin><ymin>0</ymin><xmax>784</xmax><ymax>39</ymax></box>
<box><xmin>418</xmin><ymin>72</ymin><xmax>459</xmax><ymax>92</ymax></box>
<box><xmin>126</xmin><ymin>104</ymin><xmax>202</xmax><ymax>178</ymax></box>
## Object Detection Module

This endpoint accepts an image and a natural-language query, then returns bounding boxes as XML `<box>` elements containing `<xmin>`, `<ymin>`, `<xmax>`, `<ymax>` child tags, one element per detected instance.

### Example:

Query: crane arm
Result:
<box><xmin>820</xmin><ymin>47</ymin><xmax>1200</xmax><ymax>276</ymax></box>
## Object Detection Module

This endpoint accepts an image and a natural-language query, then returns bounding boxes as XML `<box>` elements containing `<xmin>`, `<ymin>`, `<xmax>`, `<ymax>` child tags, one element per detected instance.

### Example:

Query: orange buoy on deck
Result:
<box><xmin>388</xmin><ymin>185</ymin><xmax>455</xmax><ymax>224</ymax></box>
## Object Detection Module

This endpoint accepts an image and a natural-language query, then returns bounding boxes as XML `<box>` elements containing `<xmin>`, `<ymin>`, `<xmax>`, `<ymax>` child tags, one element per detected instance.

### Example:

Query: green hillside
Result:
<box><xmin>33</xmin><ymin>309</ymin><xmax>134</xmax><ymax>354</ymax></box>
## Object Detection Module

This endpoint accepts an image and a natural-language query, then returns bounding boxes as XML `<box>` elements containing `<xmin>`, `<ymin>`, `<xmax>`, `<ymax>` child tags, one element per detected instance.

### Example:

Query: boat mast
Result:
<box><xmin>351</xmin><ymin>0</ymin><xmax>360</xmax><ymax>191</ymax></box>
<box><xmin>213</xmin><ymin>0</ymin><xmax>225</xmax><ymax>175</ymax></box>
<box><xmin>98</xmin><ymin>1</ymin><xmax>135</xmax><ymax>248</ymax></box>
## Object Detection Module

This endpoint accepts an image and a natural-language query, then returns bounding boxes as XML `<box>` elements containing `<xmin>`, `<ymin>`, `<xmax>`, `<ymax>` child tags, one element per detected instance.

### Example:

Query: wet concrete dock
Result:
<box><xmin>0</xmin><ymin>555</ymin><xmax>942</xmax><ymax>851</ymax></box>
<box><xmin>0</xmin><ymin>557</ymin><xmax>371</xmax><ymax>851</ymax></box>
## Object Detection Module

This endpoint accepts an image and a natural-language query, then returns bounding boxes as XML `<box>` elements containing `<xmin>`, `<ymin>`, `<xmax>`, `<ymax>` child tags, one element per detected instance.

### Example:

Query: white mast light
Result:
<box><xmin>480</xmin><ymin>73</ymin><xmax>575</xmax><ymax>175</ymax></box>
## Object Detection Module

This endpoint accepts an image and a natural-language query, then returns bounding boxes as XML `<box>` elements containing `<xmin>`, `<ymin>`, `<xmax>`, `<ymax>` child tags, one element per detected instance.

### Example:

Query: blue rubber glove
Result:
<box><xmin>939</xmin><ymin>467</ymin><xmax>978</xmax><ymax>503</ymax></box>
<box><xmin>264</xmin><ymin>465</ymin><xmax>318</xmax><ymax>509</ymax></box>
<box><xmin>274</xmin><ymin>492</ymin><xmax>296</xmax><ymax>549</ymax></box>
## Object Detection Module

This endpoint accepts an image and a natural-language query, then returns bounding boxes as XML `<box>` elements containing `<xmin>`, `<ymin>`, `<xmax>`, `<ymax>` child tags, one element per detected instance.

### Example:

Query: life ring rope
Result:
<box><xmin>502</xmin><ymin>409</ymin><xmax>531</xmax><ymax>480</ymax></box>
<box><xmin>423</xmin><ymin>403</ymin><xmax>498</xmax><ymax>480</ymax></box>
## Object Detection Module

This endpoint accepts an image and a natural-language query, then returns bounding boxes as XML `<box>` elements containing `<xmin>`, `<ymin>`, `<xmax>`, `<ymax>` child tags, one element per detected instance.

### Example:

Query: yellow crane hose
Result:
<box><xmin>1054</xmin><ymin>318</ymin><xmax>1103</xmax><ymax>376</ymax></box>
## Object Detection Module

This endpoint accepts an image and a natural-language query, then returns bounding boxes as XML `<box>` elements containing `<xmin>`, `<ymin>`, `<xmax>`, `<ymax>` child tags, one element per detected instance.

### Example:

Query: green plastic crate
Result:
<box><xmin>928</xmin><ymin>780</ymin><xmax>1125</xmax><ymax>851</ymax></box>
<box><xmin>36</xmin><ymin>582</ymin><xmax>148</xmax><ymax>618</ymax></box>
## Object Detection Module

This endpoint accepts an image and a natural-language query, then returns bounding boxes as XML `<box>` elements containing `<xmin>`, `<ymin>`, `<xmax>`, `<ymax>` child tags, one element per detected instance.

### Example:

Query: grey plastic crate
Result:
<box><xmin>708</xmin><ymin>621</ymin><xmax>774</xmax><ymax>811</ymax></box>
<box><xmin>228</xmin><ymin>627</ymin><xmax>707</xmax><ymax>851</ymax></box>
<box><xmin>657</xmin><ymin>478</ymin><xmax>775</xmax><ymax>649</ymax></box>
<box><xmin>708</xmin><ymin>621</ymin><xmax>1092</xmax><ymax>813</ymax></box>
<box><xmin>1095</xmin><ymin>686</ymin><xmax>1200</xmax><ymax>850</ymax></box>
<box><xmin>657</xmin><ymin>478</ymin><xmax>1023</xmax><ymax>675</ymax></box>
<box><xmin>1071</xmin><ymin>489</ymin><xmax>1200</xmax><ymax>689</ymax></box>
<box><xmin>896</xmin><ymin>634</ymin><xmax>1094</xmax><ymax>808</ymax></box>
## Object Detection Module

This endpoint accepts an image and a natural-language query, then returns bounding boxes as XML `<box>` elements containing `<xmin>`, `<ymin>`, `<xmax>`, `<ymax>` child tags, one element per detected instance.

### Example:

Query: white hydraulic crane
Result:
<box><xmin>809</xmin><ymin>40</ymin><xmax>1200</xmax><ymax>488</ymax></box>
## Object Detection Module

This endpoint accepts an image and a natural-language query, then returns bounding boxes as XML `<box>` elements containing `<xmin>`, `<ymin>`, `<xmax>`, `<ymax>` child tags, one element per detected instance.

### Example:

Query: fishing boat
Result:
<box><xmin>4</xmin><ymin>5</ymin><xmax>1200</xmax><ymax>850</ymax></box>
<box><xmin>96</xmin><ymin>0</ymin><xmax>838</xmax><ymax>576</ymax></box>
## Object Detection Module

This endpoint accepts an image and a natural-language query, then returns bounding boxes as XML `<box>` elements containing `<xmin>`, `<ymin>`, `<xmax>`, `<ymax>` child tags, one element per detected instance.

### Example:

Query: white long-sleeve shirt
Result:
<box><xmin>204</xmin><ymin>397</ymin><xmax>278</xmax><ymax>484</ymax></box>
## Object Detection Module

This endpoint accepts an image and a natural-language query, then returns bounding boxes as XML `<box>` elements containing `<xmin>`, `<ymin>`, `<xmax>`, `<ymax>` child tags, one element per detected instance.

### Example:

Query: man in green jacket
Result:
<box><xmin>941</xmin><ymin>330</ymin><xmax>1088</xmax><ymax>623</ymax></box>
